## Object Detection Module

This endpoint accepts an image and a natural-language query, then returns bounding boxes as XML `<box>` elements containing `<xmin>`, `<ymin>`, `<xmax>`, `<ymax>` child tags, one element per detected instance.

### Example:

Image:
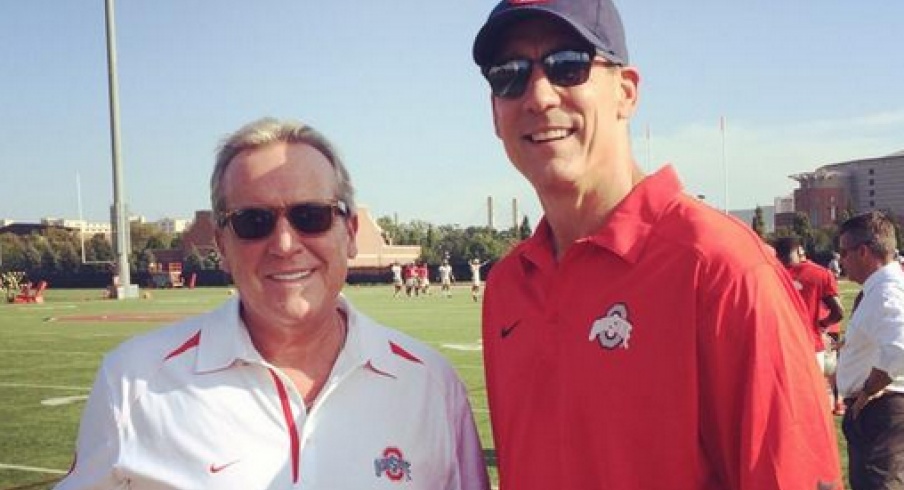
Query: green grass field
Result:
<box><xmin>0</xmin><ymin>281</ymin><xmax>862</xmax><ymax>489</ymax></box>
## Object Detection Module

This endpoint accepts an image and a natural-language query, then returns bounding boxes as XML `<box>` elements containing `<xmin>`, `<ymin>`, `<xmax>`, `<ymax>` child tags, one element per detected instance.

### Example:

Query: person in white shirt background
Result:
<box><xmin>837</xmin><ymin>210</ymin><xmax>904</xmax><ymax>490</ymax></box>
<box><xmin>55</xmin><ymin>118</ymin><xmax>489</xmax><ymax>490</ymax></box>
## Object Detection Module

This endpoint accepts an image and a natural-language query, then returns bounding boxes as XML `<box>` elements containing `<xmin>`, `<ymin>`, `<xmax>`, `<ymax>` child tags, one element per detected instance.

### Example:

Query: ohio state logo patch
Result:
<box><xmin>374</xmin><ymin>447</ymin><xmax>412</xmax><ymax>482</ymax></box>
<box><xmin>588</xmin><ymin>303</ymin><xmax>633</xmax><ymax>350</ymax></box>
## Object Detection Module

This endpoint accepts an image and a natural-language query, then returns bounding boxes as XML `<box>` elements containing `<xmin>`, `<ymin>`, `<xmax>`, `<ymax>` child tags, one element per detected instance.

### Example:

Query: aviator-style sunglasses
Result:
<box><xmin>481</xmin><ymin>48</ymin><xmax>611</xmax><ymax>99</ymax></box>
<box><xmin>217</xmin><ymin>200</ymin><xmax>348</xmax><ymax>240</ymax></box>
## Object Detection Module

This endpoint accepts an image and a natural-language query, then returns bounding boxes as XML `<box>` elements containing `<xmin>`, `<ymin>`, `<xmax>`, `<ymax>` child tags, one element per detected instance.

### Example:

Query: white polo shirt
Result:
<box><xmin>837</xmin><ymin>262</ymin><xmax>904</xmax><ymax>397</ymax></box>
<box><xmin>55</xmin><ymin>296</ymin><xmax>489</xmax><ymax>490</ymax></box>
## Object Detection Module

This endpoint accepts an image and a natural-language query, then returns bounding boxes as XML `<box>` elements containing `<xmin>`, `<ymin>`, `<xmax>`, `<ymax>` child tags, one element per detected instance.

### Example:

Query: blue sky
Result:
<box><xmin>1</xmin><ymin>0</ymin><xmax>902</xmax><ymax>228</ymax></box>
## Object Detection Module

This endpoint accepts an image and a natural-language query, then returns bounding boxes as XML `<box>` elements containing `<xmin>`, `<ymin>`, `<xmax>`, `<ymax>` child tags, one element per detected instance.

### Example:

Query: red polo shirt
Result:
<box><xmin>789</xmin><ymin>260</ymin><xmax>841</xmax><ymax>343</ymax></box>
<box><xmin>482</xmin><ymin>166</ymin><xmax>842</xmax><ymax>490</ymax></box>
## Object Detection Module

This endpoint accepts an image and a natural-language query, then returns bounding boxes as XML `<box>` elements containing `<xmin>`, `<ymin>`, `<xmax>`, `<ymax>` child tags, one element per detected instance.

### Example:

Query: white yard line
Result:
<box><xmin>41</xmin><ymin>395</ymin><xmax>89</xmax><ymax>406</ymax></box>
<box><xmin>441</xmin><ymin>343</ymin><xmax>483</xmax><ymax>351</ymax></box>
<box><xmin>0</xmin><ymin>349</ymin><xmax>97</xmax><ymax>356</ymax></box>
<box><xmin>5</xmin><ymin>304</ymin><xmax>78</xmax><ymax>311</ymax></box>
<box><xmin>0</xmin><ymin>382</ymin><xmax>89</xmax><ymax>391</ymax></box>
<box><xmin>0</xmin><ymin>462</ymin><xmax>67</xmax><ymax>475</ymax></box>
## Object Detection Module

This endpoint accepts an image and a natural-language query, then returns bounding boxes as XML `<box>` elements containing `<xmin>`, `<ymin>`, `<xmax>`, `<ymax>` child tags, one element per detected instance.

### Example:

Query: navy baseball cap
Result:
<box><xmin>472</xmin><ymin>0</ymin><xmax>629</xmax><ymax>67</ymax></box>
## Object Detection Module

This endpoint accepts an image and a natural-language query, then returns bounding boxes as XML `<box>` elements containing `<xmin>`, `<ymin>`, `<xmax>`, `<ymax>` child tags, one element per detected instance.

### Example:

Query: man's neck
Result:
<box><xmin>244</xmin><ymin>306</ymin><xmax>345</xmax><ymax>370</ymax></box>
<box><xmin>539</xmin><ymin>161</ymin><xmax>644</xmax><ymax>261</ymax></box>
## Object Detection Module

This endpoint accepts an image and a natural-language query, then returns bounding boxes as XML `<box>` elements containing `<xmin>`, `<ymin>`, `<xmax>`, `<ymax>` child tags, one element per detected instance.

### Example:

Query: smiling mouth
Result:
<box><xmin>268</xmin><ymin>270</ymin><xmax>313</xmax><ymax>282</ymax></box>
<box><xmin>525</xmin><ymin>128</ymin><xmax>573</xmax><ymax>143</ymax></box>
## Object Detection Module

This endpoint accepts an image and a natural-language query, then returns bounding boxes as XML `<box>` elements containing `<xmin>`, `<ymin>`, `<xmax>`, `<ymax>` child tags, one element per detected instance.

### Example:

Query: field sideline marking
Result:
<box><xmin>0</xmin><ymin>349</ymin><xmax>97</xmax><ymax>356</ymax></box>
<box><xmin>0</xmin><ymin>462</ymin><xmax>67</xmax><ymax>475</ymax></box>
<box><xmin>4</xmin><ymin>304</ymin><xmax>78</xmax><ymax>311</ymax></box>
<box><xmin>41</xmin><ymin>395</ymin><xmax>89</xmax><ymax>406</ymax></box>
<box><xmin>0</xmin><ymin>382</ymin><xmax>89</xmax><ymax>391</ymax></box>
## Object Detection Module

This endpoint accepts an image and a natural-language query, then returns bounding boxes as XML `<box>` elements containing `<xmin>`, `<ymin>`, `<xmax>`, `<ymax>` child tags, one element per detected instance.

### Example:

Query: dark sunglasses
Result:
<box><xmin>481</xmin><ymin>48</ymin><xmax>606</xmax><ymax>99</ymax></box>
<box><xmin>218</xmin><ymin>201</ymin><xmax>348</xmax><ymax>240</ymax></box>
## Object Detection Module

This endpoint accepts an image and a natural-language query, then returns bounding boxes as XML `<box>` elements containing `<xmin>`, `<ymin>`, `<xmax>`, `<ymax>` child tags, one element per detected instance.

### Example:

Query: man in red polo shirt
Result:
<box><xmin>775</xmin><ymin>236</ymin><xmax>845</xmax><ymax>411</ymax></box>
<box><xmin>471</xmin><ymin>0</ymin><xmax>844</xmax><ymax>488</ymax></box>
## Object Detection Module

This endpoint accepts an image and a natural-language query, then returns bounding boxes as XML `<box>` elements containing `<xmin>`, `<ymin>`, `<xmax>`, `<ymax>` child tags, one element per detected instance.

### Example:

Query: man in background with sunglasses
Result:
<box><xmin>837</xmin><ymin>211</ymin><xmax>904</xmax><ymax>490</ymax></box>
<box><xmin>472</xmin><ymin>0</ymin><xmax>842</xmax><ymax>488</ymax></box>
<box><xmin>56</xmin><ymin>118</ymin><xmax>489</xmax><ymax>490</ymax></box>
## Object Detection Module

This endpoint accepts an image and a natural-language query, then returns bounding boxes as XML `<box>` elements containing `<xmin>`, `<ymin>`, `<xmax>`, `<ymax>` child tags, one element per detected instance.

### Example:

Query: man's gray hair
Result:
<box><xmin>210</xmin><ymin>117</ymin><xmax>356</xmax><ymax>216</ymax></box>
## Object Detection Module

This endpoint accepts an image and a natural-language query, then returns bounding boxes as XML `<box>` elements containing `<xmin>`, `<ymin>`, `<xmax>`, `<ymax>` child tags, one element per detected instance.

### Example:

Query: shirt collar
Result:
<box><xmin>194</xmin><ymin>294</ymin><xmax>410</xmax><ymax>378</ymax></box>
<box><xmin>863</xmin><ymin>261</ymin><xmax>904</xmax><ymax>296</ymax></box>
<box><xmin>335</xmin><ymin>295</ymin><xmax>415</xmax><ymax>379</ymax></box>
<box><xmin>195</xmin><ymin>296</ymin><xmax>263</xmax><ymax>374</ymax></box>
<box><xmin>520</xmin><ymin>165</ymin><xmax>684</xmax><ymax>269</ymax></box>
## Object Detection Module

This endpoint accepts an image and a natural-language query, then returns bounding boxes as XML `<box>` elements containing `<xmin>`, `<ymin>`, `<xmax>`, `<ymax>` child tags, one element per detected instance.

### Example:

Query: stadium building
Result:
<box><xmin>778</xmin><ymin>150</ymin><xmax>904</xmax><ymax>228</ymax></box>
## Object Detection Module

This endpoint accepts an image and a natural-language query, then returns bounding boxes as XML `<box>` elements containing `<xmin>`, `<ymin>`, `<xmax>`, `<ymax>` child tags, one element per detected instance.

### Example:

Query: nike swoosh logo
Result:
<box><xmin>209</xmin><ymin>460</ymin><xmax>240</xmax><ymax>473</ymax></box>
<box><xmin>501</xmin><ymin>320</ymin><xmax>520</xmax><ymax>339</ymax></box>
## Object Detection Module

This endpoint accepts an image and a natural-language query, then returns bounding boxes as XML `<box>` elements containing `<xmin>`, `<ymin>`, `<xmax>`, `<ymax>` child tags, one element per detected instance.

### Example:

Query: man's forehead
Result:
<box><xmin>495</xmin><ymin>15</ymin><xmax>588</xmax><ymax>56</ymax></box>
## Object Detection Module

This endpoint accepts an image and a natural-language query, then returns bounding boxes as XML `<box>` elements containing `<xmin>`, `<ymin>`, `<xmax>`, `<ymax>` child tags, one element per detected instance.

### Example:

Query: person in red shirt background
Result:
<box><xmin>774</xmin><ymin>236</ymin><xmax>845</xmax><ymax>413</ymax></box>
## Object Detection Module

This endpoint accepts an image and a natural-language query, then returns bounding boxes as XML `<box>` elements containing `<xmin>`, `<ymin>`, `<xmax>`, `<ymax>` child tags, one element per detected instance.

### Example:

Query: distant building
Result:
<box><xmin>180</xmin><ymin>211</ymin><xmax>218</xmax><ymax>257</ymax></box>
<box><xmin>349</xmin><ymin>207</ymin><xmax>420</xmax><ymax>269</ymax></box>
<box><xmin>0</xmin><ymin>222</ymin><xmax>76</xmax><ymax>236</ymax></box>
<box><xmin>773</xmin><ymin>195</ymin><xmax>796</xmax><ymax>229</ymax></box>
<box><xmin>787</xmin><ymin>149</ymin><xmax>904</xmax><ymax>227</ymax></box>
<box><xmin>155</xmin><ymin>218</ymin><xmax>191</xmax><ymax>234</ymax></box>
<box><xmin>41</xmin><ymin>218</ymin><xmax>112</xmax><ymax>237</ymax></box>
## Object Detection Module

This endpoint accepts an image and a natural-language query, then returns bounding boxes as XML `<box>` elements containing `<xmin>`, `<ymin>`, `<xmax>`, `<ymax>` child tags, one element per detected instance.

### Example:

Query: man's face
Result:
<box><xmin>792</xmin><ymin>246</ymin><xmax>805</xmax><ymax>265</ymax></box>
<box><xmin>215</xmin><ymin>142</ymin><xmax>358</xmax><ymax>331</ymax></box>
<box><xmin>838</xmin><ymin>233</ymin><xmax>868</xmax><ymax>285</ymax></box>
<box><xmin>489</xmin><ymin>17</ymin><xmax>639</xmax><ymax>197</ymax></box>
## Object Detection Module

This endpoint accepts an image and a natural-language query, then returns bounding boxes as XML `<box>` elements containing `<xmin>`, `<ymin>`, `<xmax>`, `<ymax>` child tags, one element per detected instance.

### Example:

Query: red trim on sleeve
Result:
<box><xmin>268</xmin><ymin>369</ymin><xmax>300</xmax><ymax>484</ymax></box>
<box><xmin>163</xmin><ymin>331</ymin><xmax>201</xmax><ymax>361</ymax></box>
<box><xmin>389</xmin><ymin>341</ymin><xmax>423</xmax><ymax>364</ymax></box>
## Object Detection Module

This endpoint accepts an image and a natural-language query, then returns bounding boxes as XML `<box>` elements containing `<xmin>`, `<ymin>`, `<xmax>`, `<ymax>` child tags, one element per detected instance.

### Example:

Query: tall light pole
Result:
<box><xmin>104</xmin><ymin>0</ymin><xmax>137</xmax><ymax>298</ymax></box>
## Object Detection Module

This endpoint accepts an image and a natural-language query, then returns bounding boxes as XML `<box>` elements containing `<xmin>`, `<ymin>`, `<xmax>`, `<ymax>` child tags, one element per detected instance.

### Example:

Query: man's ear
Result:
<box><xmin>617</xmin><ymin>66</ymin><xmax>641</xmax><ymax>120</ymax></box>
<box><xmin>214</xmin><ymin>228</ymin><xmax>231</xmax><ymax>274</ymax></box>
<box><xmin>345</xmin><ymin>213</ymin><xmax>359</xmax><ymax>259</ymax></box>
<box><xmin>491</xmin><ymin>95</ymin><xmax>503</xmax><ymax>139</ymax></box>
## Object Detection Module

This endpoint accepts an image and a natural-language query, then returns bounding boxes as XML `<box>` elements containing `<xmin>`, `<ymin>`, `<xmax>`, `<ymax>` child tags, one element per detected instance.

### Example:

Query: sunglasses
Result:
<box><xmin>482</xmin><ymin>48</ymin><xmax>608</xmax><ymax>99</ymax></box>
<box><xmin>218</xmin><ymin>201</ymin><xmax>348</xmax><ymax>240</ymax></box>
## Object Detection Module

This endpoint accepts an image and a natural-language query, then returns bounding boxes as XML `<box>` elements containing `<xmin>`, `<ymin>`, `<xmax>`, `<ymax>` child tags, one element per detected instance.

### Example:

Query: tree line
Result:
<box><xmin>0</xmin><ymin>222</ymin><xmax>219</xmax><ymax>288</ymax></box>
<box><xmin>7</xmin><ymin>205</ymin><xmax>900</xmax><ymax>289</ymax></box>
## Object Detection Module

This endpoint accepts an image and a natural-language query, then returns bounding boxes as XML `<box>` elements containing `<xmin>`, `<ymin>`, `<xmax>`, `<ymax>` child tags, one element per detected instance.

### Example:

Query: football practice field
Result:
<box><xmin>0</xmin><ymin>282</ymin><xmax>861</xmax><ymax>489</ymax></box>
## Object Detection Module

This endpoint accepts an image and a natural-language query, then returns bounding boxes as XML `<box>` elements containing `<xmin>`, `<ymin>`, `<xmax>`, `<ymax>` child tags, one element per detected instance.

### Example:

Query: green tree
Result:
<box><xmin>792</xmin><ymin>212</ymin><xmax>814</xmax><ymax>250</ymax></box>
<box><xmin>518</xmin><ymin>215</ymin><xmax>533</xmax><ymax>240</ymax></box>
<box><xmin>58</xmin><ymin>241</ymin><xmax>81</xmax><ymax>274</ymax></box>
<box><xmin>86</xmin><ymin>234</ymin><xmax>114</xmax><ymax>263</ymax></box>
<box><xmin>203</xmin><ymin>250</ymin><xmax>221</xmax><ymax>270</ymax></box>
<box><xmin>0</xmin><ymin>234</ymin><xmax>26</xmax><ymax>272</ymax></box>
<box><xmin>751</xmin><ymin>206</ymin><xmax>766</xmax><ymax>238</ymax></box>
<box><xmin>184</xmin><ymin>249</ymin><xmax>203</xmax><ymax>274</ymax></box>
<box><xmin>138</xmin><ymin>249</ymin><xmax>157</xmax><ymax>273</ymax></box>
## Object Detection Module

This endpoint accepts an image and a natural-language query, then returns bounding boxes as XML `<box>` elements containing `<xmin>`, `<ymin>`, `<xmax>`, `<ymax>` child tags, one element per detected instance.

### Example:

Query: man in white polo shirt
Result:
<box><xmin>55</xmin><ymin>118</ymin><xmax>489</xmax><ymax>490</ymax></box>
<box><xmin>837</xmin><ymin>211</ymin><xmax>904</xmax><ymax>490</ymax></box>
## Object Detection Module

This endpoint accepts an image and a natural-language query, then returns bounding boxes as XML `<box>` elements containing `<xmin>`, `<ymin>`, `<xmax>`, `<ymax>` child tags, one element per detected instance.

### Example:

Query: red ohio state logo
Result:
<box><xmin>374</xmin><ymin>447</ymin><xmax>412</xmax><ymax>482</ymax></box>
